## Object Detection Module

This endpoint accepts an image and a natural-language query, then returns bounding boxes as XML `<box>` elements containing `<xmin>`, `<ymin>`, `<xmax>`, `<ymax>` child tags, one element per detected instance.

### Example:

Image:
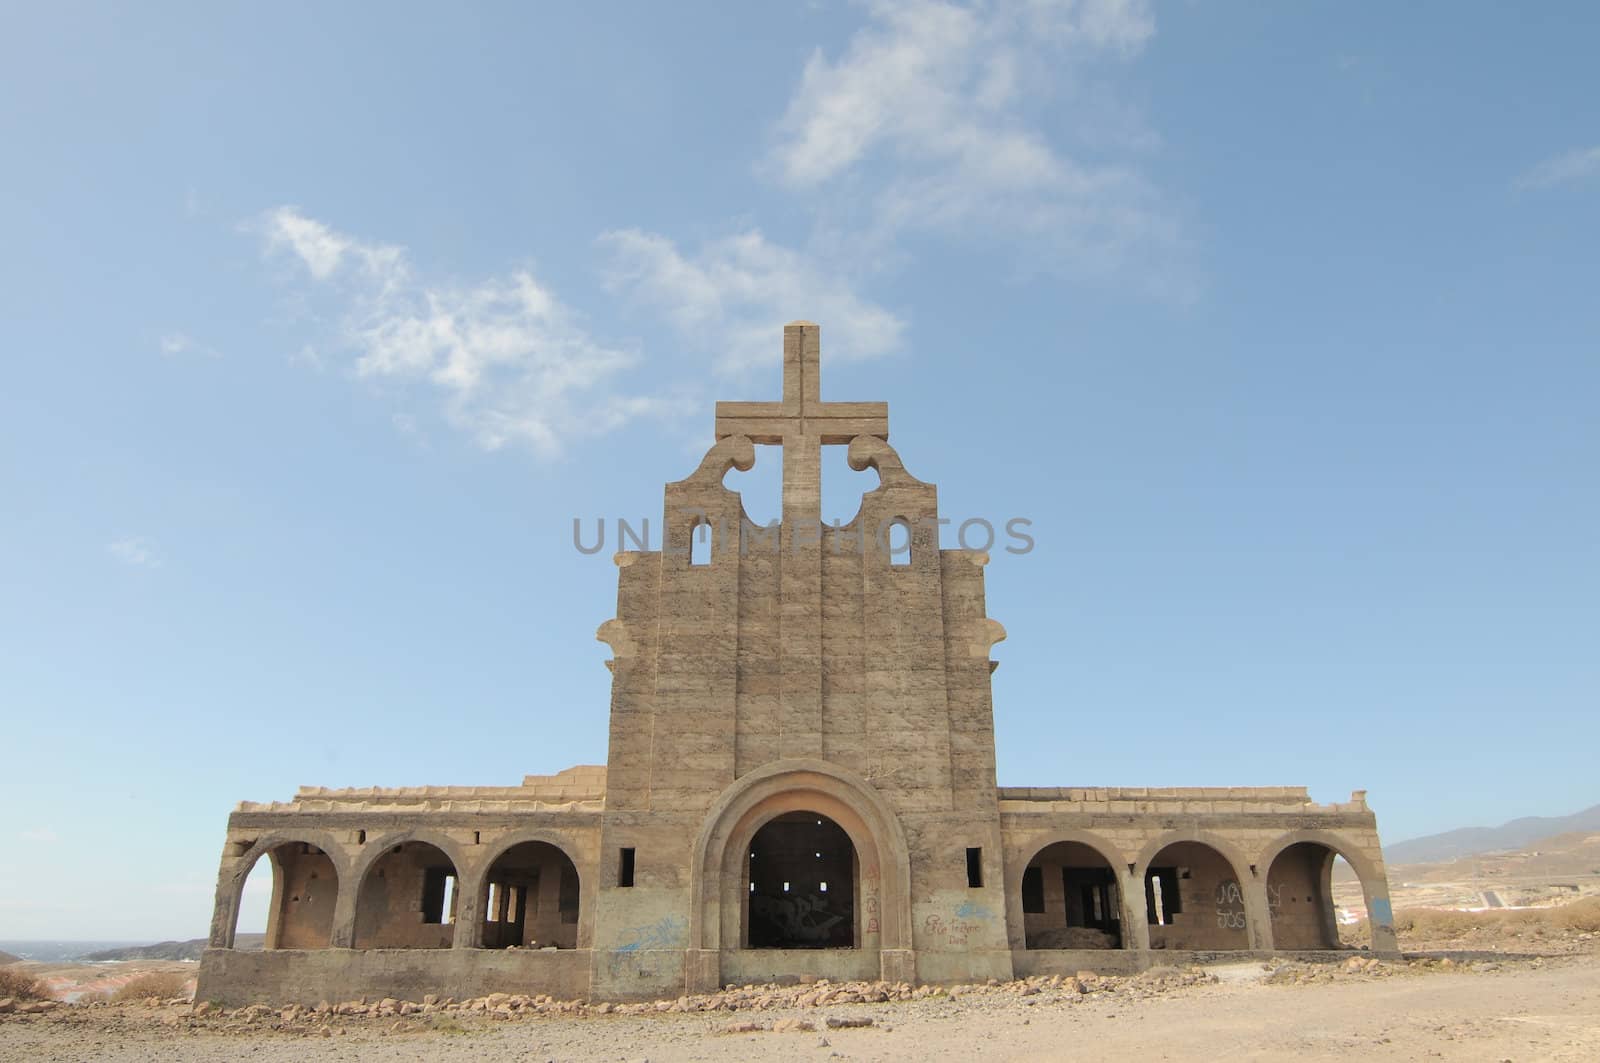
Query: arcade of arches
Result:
<box><xmin>199</xmin><ymin>324</ymin><xmax>1398</xmax><ymax>1005</ymax></box>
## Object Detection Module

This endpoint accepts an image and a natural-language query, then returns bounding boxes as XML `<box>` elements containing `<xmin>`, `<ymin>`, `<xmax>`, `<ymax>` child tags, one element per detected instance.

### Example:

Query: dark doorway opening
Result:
<box><xmin>747</xmin><ymin>812</ymin><xmax>857</xmax><ymax>949</ymax></box>
<box><xmin>1021</xmin><ymin>841</ymin><xmax>1123</xmax><ymax>949</ymax></box>
<box><xmin>479</xmin><ymin>841</ymin><xmax>581</xmax><ymax>949</ymax></box>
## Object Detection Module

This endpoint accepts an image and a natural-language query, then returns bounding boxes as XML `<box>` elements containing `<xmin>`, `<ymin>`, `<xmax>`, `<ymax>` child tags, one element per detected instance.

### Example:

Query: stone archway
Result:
<box><xmin>209</xmin><ymin>830</ymin><xmax>348</xmax><ymax>949</ymax></box>
<box><xmin>350</xmin><ymin>834</ymin><xmax>467</xmax><ymax>949</ymax></box>
<box><xmin>688</xmin><ymin>759</ymin><xmax>913</xmax><ymax>991</ymax></box>
<box><xmin>475</xmin><ymin>838</ymin><xmax>583</xmax><ymax>950</ymax></box>
<box><xmin>1133</xmin><ymin>832</ymin><xmax>1259</xmax><ymax>951</ymax></box>
<box><xmin>1018</xmin><ymin>839</ymin><xmax>1126</xmax><ymax>950</ymax></box>
<box><xmin>1258</xmin><ymin>830</ymin><xmax>1399</xmax><ymax>953</ymax></box>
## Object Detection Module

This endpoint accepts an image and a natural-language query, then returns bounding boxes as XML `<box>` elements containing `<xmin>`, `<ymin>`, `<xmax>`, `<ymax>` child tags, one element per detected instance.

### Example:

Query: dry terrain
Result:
<box><xmin>5</xmin><ymin>892</ymin><xmax>1597</xmax><ymax>1061</ymax></box>
<box><xmin>1335</xmin><ymin>830</ymin><xmax>1600</xmax><ymax>915</ymax></box>
<box><xmin>3</xmin><ymin>953</ymin><xmax>1600</xmax><ymax>1062</ymax></box>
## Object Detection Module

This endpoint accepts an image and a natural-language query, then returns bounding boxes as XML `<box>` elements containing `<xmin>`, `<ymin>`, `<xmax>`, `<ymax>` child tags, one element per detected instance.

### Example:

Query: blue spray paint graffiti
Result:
<box><xmin>615</xmin><ymin>914</ymin><xmax>687</xmax><ymax>953</ymax></box>
<box><xmin>1370</xmin><ymin>897</ymin><xmax>1393</xmax><ymax>926</ymax></box>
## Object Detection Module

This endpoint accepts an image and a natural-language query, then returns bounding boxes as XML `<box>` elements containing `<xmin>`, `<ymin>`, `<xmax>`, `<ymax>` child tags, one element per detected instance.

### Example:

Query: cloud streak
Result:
<box><xmin>598</xmin><ymin>228</ymin><xmax>906</xmax><ymax>373</ymax></box>
<box><xmin>108</xmin><ymin>538</ymin><xmax>160</xmax><ymax>568</ymax></box>
<box><xmin>763</xmin><ymin>0</ymin><xmax>1183</xmax><ymax>288</ymax></box>
<box><xmin>1515</xmin><ymin>146</ymin><xmax>1600</xmax><ymax>190</ymax></box>
<box><xmin>259</xmin><ymin>208</ymin><xmax>668</xmax><ymax>458</ymax></box>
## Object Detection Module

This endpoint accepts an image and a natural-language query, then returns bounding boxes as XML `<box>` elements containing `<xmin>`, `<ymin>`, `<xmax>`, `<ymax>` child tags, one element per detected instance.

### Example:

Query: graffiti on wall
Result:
<box><xmin>616</xmin><ymin>914</ymin><xmax>687</xmax><ymax>953</ymax></box>
<box><xmin>750</xmin><ymin>892</ymin><xmax>848</xmax><ymax>944</ymax></box>
<box><xmin>1214</xmin><ymin>880</ymin><xmax>1247</xmax><ymax>931</ymax></box>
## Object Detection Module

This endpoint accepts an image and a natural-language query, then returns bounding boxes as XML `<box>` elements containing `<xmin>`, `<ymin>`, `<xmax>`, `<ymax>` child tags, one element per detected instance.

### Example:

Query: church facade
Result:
<box><xmin>197</xmin><ymin>323</ymin><xmax>1399</xmax><ymax>1005</ymax></box>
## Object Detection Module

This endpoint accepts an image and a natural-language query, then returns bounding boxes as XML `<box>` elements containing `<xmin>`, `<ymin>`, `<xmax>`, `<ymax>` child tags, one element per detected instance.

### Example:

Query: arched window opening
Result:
<box><xmin>1143</xmin><ymin>841</ymin><xmax>1250</xmax><ymax>950</ymax></box>
<box><xmin>747</xmin><ymin>812</ymin><xmax>857</xmax><ymax>949</ymax></box>
<box><xmin>1268</xmin><ymin>842</ymin><xmax>1361</xmax><ymax>950</ymax></box>
<box><xmin>235</xmin><ymin>841</ymin><xmax>337</xmax><ymax>950</ymax></box>
<box><xmin>1021</xmin><ymin>841</ymin><xmax>1123</xmax><ymax>949</ymax></box>
<box><xmin>479</xmin><ymin>841</ymin><xmax>581</xmax><ymax>949</ymax></box>
<box><xmin>690</xmin><ymin>520</ymin><xmax>712</xmax><ymax>566</ymax></box>
<box><xmin>353</xmin><ymin>841</ymin><xmax>458</xmax><ymax>949</ymax></box>
<box><xmin>887</xmin><ymin>519</ymin><xmax>911</xmax><ymax>567</ymax></box>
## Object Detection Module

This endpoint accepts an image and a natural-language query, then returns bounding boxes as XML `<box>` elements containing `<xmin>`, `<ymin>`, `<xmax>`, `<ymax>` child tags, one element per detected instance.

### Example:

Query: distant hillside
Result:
<box><xmin>0</xmin><ymin>950</ymin><xmax>20</xmax><ymax>965</ymax></box>
<box><xmin>81</xmin><ymin>934</ymin><xmax>263</xmax><ymax>961</ymax></box>
<box><xmin>1386</xmin><ymin>803</ymin><xmax>1600</xmax><ymax>864</ymax></box>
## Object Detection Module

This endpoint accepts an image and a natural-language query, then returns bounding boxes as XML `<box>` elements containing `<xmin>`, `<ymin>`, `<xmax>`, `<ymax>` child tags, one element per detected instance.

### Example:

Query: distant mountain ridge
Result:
<box><xmin>81</xmin><ymin>935</ymin><xmax>263</xmax><ymax>962</ymax></box>
<box><xmin>1385</xmin><ymin>803</ymin><xmax>1600</xmax><ymax>864</ymax></box>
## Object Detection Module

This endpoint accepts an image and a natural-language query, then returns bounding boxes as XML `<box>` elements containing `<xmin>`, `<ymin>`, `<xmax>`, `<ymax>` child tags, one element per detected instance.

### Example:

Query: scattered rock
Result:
<box><xmin>825</xmin><ymin>1015</ymin><xmax>874</xmax><ymax>1029</ymax></box>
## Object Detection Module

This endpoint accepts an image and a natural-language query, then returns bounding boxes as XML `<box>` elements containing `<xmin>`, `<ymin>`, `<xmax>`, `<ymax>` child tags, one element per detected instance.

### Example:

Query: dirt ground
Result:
<box><xmin>4</xmin><ymin>955</ymin><xmax>1599</xmax><ymax>1062</ymax></box>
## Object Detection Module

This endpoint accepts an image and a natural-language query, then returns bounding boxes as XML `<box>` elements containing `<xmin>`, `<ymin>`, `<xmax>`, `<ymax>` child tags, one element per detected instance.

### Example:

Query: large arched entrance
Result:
<box><xmin>477</xmin><ymin>841</ymin><xmax>581</xmax><ymax>949</ymax></box>
<box><xmin>236</xmin><ymin>841</ymin><xmax>338</xmax><ymax>949</ymax></box>
<box><xmin>1266</xmin><ymin>841</ymin><xmax>1343</xmax><ymax>949</ymax></box>
<box><xmin>1020</xmin><ymin>841</ymin><xmax>1123</xmax><ymax>949</ymax></box>
<box><xmin>353</xmin><ymin>841</ymin><xmax>460</xmax><ymax>949</ymax></box>
<box><xmin>747</xmin><ymin>811</ymin><xmax>857</xmax><ymax>949</ymax></box>
<box><xmin>689</xmin><ymin>760</ymin><xmax>915</xmax><ymax>990</ymax></box>
<box><xmin>1141</xmin><ymin>839</ymin><xmax>1251</xmax><ymax>950</ymax></box>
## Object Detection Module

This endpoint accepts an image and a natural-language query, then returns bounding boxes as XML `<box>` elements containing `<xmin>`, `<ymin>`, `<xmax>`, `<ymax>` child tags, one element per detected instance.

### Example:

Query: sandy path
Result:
<box><xmin>3</xmin><ymin>961</ymin><xmax>1597</xmax><ymax>1062</ymax></box>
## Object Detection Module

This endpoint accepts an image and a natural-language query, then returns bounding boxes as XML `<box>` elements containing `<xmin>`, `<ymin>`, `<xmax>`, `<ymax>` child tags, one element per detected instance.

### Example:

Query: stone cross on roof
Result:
<box><xmin>714</xmin><ymin>321</ymin><xmax>889</xmax><ymax>524</ymax></box>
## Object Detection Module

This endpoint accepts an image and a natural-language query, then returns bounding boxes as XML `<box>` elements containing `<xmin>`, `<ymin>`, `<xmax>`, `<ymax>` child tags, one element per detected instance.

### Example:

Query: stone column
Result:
<box><xmin>329</xmin><ymin>873</ymin><xmax>359</xmax><ymax>949</ymax></box>
<box><xmin>1243</xmin><ymin>873</ymin><xmax>1275</xmax><ymax>952</ymax></box>
<box><xmin>1119</xmin><ymin>869</ymin><xmax>1151</xmax><ymax>951</ymax></box>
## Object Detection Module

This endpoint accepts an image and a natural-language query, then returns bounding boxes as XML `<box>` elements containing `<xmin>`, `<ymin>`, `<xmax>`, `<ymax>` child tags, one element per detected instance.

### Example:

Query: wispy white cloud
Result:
<box><xmin>108</xmin><ymin>538</ymin><xmax>160</xmax><ymax>568</ymax></box>
<box><xmin>258</xmin><ymin>207</ymin><xmax>671</xmax><ymax>458</ymax></box>
<box><xmin>158</xmin><ymin>331</ymin><xmax>219</xmax><ymax>358</ymax></box>
<box><xmin>1515</xmin><ymin>145</ymin><xmax>1600</xmax><ymax>190</ymax></box>
<box><xmin>598</xmin><ymin>228</ymin><xmax>906</xmax><ymax>373</ymax></box>
<box><xmin>21</xmin><ymin>828</ymin><xmax>60</xmax><ymax>843</ymax></box>
<box><xmin>764</xmin><ymin>0</ymin><xmax>1183</xmax><ymax>288</ymax></box>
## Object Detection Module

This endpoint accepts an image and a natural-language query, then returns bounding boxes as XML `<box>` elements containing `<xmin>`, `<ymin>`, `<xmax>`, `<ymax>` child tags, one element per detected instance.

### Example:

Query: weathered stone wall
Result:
<box><xmin>267</xmin><ymin>846</ymin><xmax>337</xmax><ymax>950</ymax></box>
<box><xmin>197</xmin><ymin>948</ymin><xmax>592</xmax><ymax>1007</ymax></box>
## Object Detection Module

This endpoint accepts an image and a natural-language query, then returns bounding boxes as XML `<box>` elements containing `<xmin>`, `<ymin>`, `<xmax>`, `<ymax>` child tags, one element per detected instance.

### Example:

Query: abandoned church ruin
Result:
<box><xmin>198</xmin><ymin>322</ymin><xmax>1399</xmax><ymax>1005</ymax></box>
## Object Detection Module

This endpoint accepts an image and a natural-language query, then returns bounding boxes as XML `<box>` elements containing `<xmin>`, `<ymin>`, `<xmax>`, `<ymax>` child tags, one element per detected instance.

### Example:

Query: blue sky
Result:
<box><xmin>2</xmin><ymin>1</ymin><xmax>1596</xmax><ymax>939</ymax></box>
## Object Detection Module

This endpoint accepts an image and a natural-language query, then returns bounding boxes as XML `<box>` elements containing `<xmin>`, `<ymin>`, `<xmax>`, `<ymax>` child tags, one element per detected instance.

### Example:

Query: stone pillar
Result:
<box><xmin>451</xmin><ymin>870</ymin><xmax>481</xmax><ymax>950</ymax></box>
<box><xmin>532</xmin><ymin>865</ymin><xmax>564</xmax><ymax>946</ymax></box>
<box><xmin>329</xmin><ymin>874</ymin><xmax>359</xmax><ymax>949</ymax></box>
<box><xmin>1119</xmin><ymin>869</ymin><xmax>1150</xmax><ymax>951</ymax></box>
<box><xmin>261</xmin><ymin>851</ymin><xmax>284</xmax><ymax>950</ymax></box>
<box><xmin>1243</xmin><ymin>873</ymin><xmax>1275</xmax><ymax>952</ymax></box>
<box><xmin>1365</xmin><ymin>889</ymin><xmax>1400</xmax><ymax>954</ymax></box>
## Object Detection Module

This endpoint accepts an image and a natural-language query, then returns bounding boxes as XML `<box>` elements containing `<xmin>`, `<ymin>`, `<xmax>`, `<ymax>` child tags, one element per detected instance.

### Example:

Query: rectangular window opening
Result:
<box><xmin>1021</xmin><ymin>866</ymin><xmax>1045</xmax><ymax>913</ymax></box>
<box><xmin>965</xmin><ymin>847</ymin><xmax>984</xmax><ymax>888</ymax></box>
<box><xmin>618</xmin><ymin>847</ymin><xmax>636</xmax><ymax>888</ymax></box>
<box><xmin>422</xmin><ymin>868</ymin><xmax>456</xmax><ymax>925</ymax></box>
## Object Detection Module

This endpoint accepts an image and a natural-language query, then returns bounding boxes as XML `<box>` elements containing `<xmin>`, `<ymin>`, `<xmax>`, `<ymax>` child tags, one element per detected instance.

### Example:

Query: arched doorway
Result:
<box><xmin>747</xmin><ymin>811</ymin><xmax>857</xmax><ymax>949</ymax></box>
<box><xmin>1267</xmin><ymin>841</ymin><xmax>1347</xmax><ymax>949</ymax></box>
<box><xmin>1142</xmin><ymin>840</ymin><xmax>1251</xmax><ymax>950</ymax></box>
<box><xmin>1021</xmin><ymin>841</ymin><xmax>1122</xmax><ymax>949</ymax></box>
<box><xmin>353</xmin><ymin>841</ymin><xmax>459</xmax><ymax>949</ymax></box>
<box><xmin>478</xmin><ymin>841</ymin><xmax>581</xmax><ymax>949</ymax></box>
<box><xmin>236</xmin><ymin>841</ymin><xmax>338</xmax><ymax>949</ymax></box>
<box><xmin>689</xmin><ymin>760</ymin><xmax>915</xmax><ymax>990</ymax></box>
